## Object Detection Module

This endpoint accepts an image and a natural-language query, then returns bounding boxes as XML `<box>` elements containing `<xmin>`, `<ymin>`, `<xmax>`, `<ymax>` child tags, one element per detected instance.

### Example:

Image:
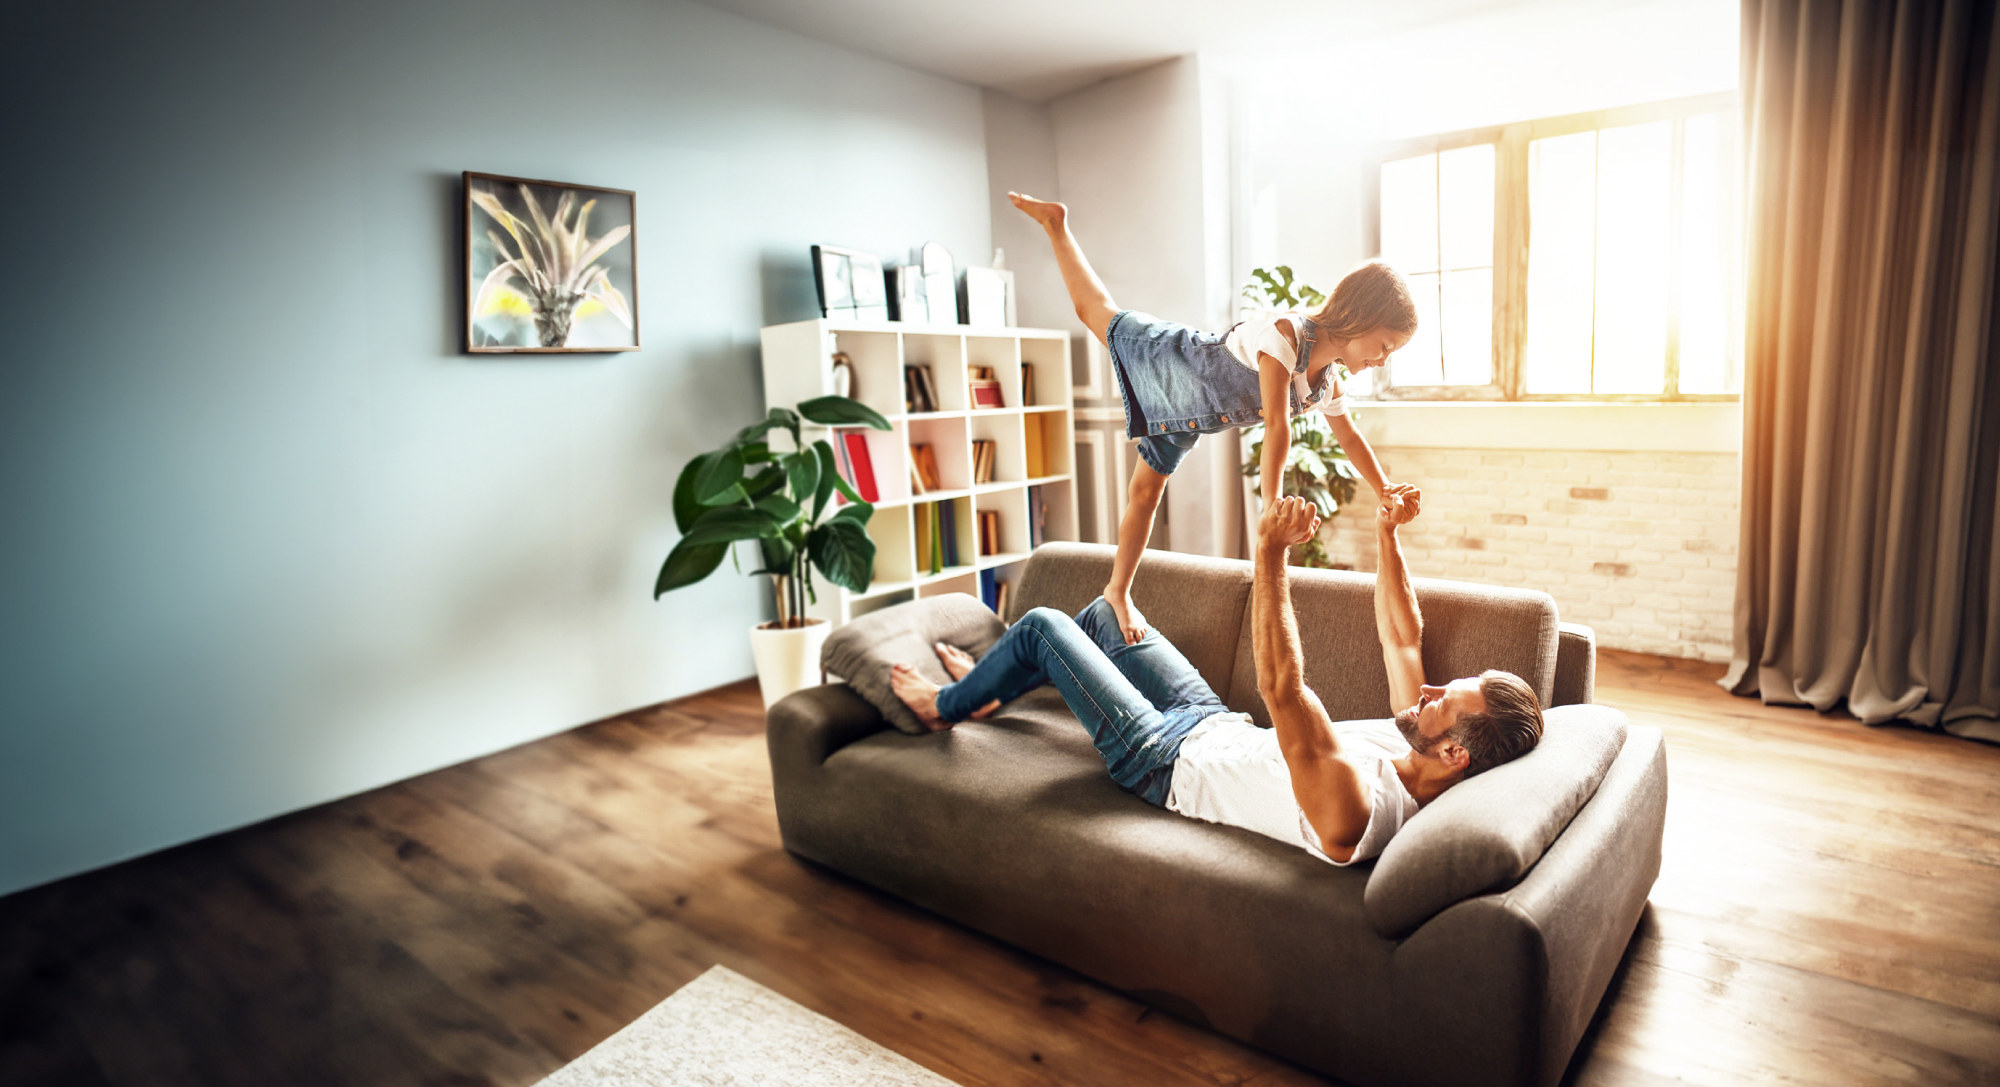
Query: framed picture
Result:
<box><xmin>465</xmin><ymin>172</ymin><xmax>638</xmax><ymax>353</ymax></box>
<box><xmin>812</xmin><ymin>245</ymin><xmax>889</xmax><ymax>321</ymax></box>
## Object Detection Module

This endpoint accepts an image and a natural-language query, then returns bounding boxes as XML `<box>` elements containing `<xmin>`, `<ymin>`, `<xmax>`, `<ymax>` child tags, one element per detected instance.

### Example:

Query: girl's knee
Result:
<box><xmin>1020</xmin><ymin>606</ymin><xmax>1070</xmax><ymax>632</ymax></box>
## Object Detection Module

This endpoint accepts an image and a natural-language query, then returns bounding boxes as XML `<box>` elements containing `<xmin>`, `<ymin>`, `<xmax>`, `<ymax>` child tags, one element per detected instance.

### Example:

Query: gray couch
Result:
<box><xmin>766</xmin><ymin>543</ymin><xmax>1667</xmax><ymax>1087</ymax></box>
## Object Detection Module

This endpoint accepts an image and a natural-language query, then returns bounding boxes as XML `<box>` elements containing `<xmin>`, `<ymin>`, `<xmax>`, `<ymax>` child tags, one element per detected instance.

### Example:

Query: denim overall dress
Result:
<box><xmin>1104</xmin><ymin>309</ymin><xmax>1335</xmax><ymax>475</ymax></box>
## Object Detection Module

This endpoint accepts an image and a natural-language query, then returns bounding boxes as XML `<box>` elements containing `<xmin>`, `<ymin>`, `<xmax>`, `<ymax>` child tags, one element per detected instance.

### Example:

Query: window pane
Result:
<box><xmin>1678</xmin><ymin>111</ymin><xmax>1739</xmax><ymax>394</ymax></box>
<box><xmin>1593</xmin><ymin>120</ymin><xmax>1672</xmax><ymax>394</ymax></box>
<box><xmin>1526</xmin><ymin>130</ymin><xmax>1597</xmax><ymax>393</ymax></box>
<box><xmin>1393</xmin><ymin>272</ymin><xmax>1445</xmax><ymax>385</ymax></box>
<box><xmin>1441</xmin><ymin>268</ymin><xmax>1494</xmax><ymax>385</ymax></box>
<box><xmin>1439</xmin><ymin>144</ymin><xmax>1495</xmax><ymax>271</ymax></box>
<box><xmin>1380</xmin><ymin>154</ymin><xmax>1439</xmax><ymax>274</ymax></box>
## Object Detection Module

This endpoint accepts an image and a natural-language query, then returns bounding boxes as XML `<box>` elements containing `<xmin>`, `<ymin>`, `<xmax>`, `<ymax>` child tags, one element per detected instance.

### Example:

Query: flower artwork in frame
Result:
<box><xmin>465</xmin><ymin>172</ymin><xmax>638</xmax><ymax>353</ymax></box>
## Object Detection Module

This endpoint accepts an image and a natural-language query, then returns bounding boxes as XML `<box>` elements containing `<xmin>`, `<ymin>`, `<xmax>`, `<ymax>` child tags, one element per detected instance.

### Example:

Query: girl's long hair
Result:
<box><xmin>1309</xmin><ymin>261</ymin><xmax>1418</xmax><ymax>342</ymax></box>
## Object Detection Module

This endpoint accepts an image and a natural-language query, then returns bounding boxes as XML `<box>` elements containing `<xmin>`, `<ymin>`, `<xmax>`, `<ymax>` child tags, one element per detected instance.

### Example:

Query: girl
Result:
<box><xmin>1009</xmin><ymin>191</ymin><xmax>1418</xmax><ymax>644</ymax></box>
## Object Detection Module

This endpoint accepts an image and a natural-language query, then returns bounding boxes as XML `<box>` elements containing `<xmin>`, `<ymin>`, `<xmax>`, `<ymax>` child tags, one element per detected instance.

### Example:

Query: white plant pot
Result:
<box><xmin>748</xmin><ymin>619</ymin><xmax>831</xmax><ymax>709</ymax></box>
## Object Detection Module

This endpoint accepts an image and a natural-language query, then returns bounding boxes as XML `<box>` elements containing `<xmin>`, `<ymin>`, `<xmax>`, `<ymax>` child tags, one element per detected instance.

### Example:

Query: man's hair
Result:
<box><xmin>1309</xmin><ymin>261</ymin><xmax>1419</xmax><ymax>342</ymax></box>
<box><xmin>1449</xmin><ymin>670</ymin><xmax>1544</xmax><ymax>776</ymax></box>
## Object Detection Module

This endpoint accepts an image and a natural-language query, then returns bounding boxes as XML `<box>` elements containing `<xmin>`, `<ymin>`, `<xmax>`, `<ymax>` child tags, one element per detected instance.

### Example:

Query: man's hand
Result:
<box><xmin>1259</xmin><ymin>495</ymin><xmax>1323</xmax><ymax>553</ymax></box>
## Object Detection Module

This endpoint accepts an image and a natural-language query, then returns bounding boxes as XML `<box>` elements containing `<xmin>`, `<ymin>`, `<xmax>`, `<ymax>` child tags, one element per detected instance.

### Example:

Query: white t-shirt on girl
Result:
<box><xmin>1223</xmin><ymin>312</ymin><xmax>1349</xmax><ymax>418</ymax></box>
<box><xmin>1165</xmin><ymin>712</ymin><xmax>1418</xmax><ymax>866</ymax></box>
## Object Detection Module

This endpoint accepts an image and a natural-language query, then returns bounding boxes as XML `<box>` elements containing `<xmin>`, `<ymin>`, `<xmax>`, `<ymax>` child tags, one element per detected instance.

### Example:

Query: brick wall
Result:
<box><xmin>1318</xmin><ymin>448</ymin><xmax>1741</xmax><ymax>662</ymax></box>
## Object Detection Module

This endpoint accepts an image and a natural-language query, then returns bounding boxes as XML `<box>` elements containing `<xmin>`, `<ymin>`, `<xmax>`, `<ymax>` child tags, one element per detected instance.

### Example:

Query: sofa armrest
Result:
<box><xmin>1552</xmin><ymin>623</ymin><xmax>1596</xmax><ymax>706</ymax></box>
<box><xmin>765</xmin><ymin>683</ymin><xmax>890</xmax><ymax>856</ymax></box>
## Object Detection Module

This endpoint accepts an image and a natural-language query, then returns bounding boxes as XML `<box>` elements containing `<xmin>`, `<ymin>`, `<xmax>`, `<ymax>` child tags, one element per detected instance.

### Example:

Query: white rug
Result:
<box><xmin>535</xmin><ymin>966</ymin><xmax>960</xmax><ymax>1087</ymax></box>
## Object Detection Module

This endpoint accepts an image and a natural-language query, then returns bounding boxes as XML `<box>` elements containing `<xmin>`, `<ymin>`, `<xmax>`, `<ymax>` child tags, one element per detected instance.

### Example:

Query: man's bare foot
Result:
<box><xmin>1105</xmin><ymin>589</ymin><xmax>1149</xmax><ymax>645</ymax></box>
<box><xmin>1009</xmin><ymin>191</ymin><xmax>1066</xmax><ymax>232</ymax></box>
<box><xmin>889</xmin><ymin>663</ymin><xmax>950</xmax><ymax>731</ymax></box>
<box><xmin>933</xmin><ymin>642</ymin><xmax>1000</xmax><ymax>719</ymax></box>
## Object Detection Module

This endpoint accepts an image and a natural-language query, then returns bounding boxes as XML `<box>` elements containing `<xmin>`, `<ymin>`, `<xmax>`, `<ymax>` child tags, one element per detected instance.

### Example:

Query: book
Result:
<box><xmin>909</xmin><ymin>443</ymin><xmax>942</xmax><ymax>491</ymax></box>
<box><xmin>994</xmin><ymin>578</ymin><xmax>1011</xmax><ymax>619</ymax></box>
<box><xmin>1020</xmin><ymin>362</ymin><xmax>1035</xmax><ymax>407</ymax></box>
<box><xmin>908</xmin><ymin>457</ymin><xmax>927</xmax><ymax>496</ymax></box>
<box><xmin>971</xmin><ymin>439</ymin><xmax>996</xmax><ymax>484</ymax></box>
<box><xmin>940</xmin><ymin>499</ymin><xmax>959</xmax><ymax>568</ymax></box>
<box><xmin>928</xmin><ymin>502</ymin><xmax>944</xmax><ymax>574</ymax></box>
<box><xmin>1028</xmin><ymin>485</ymin><xmax>1046</xmax><ymax>549</ymax></box>
<box><xmin>1024</xmin><ymin>414</ymin><xmax>1047</xmax><ymax>478</ymax></box>
<box><xmin>840</xmin><ymin>432</ymin><xmax>878</xmax><ymax>503</ymax></box>
<box><xmin>979</xmin><ymin>509</ymin><xmax>1000</xmax><ymax>556</ymax></box>
<box><xmin>903</xmin><ymin>364</ymin><xmax>938</xmax><ymax>413</ymax></box>
<box><xmin>968</xmin><ymin>364</ymin><xmax>1004</xmax><ymax>408</ymax></box>
<box><xmin>915</xmin><ymin>501</ymin><xmax>931</xmax><ymax>572</ymax></box>
<box><xmin>979</xmin><ymin>568</ymin><xmax>997</xmax><ymax>611</ymax></box>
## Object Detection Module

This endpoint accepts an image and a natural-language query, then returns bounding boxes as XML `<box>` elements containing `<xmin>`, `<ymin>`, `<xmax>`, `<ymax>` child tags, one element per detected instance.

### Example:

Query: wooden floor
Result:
<box><xmin>3</xmin><ymin>649</ymin><xmax>1998</xmax><ymax>1087</ymax></box>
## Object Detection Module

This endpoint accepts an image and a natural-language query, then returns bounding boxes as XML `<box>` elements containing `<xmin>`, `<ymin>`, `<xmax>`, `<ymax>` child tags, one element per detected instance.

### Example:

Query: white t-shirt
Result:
<box><xmin>1165</xmin><ymin>712</ymin><xmax>1417</xmax><ymax>866</ymax></box>
<box><xmin>1222</xmin><ymin>313</ymin><xmax>1349</xmax><ymax>418</ymax></box>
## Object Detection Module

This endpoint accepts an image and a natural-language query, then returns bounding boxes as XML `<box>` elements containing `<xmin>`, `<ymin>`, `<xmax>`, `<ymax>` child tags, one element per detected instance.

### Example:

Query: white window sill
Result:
<box><xmin>1349</xmin><ymin>400</ymin><xmax>1741</xmax><ymax>453</ymax></box>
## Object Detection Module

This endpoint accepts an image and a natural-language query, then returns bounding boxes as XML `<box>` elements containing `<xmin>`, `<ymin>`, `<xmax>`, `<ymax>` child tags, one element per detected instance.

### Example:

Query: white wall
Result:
<box><xmin>0</xmin><ymin>0</ymin><xmax>992</xmax><ymax>896</ymax></box>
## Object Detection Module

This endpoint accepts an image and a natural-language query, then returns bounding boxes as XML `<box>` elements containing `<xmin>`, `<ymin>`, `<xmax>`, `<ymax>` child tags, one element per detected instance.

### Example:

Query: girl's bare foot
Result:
<box><xmin>933</xmin><ymin>642</ymin><xmax>1000</xmax><ymax>719</ymax></box>
<box><xmin>1009</xmin><ymin>191</ymin><xmax>1067</xmax><ymax>232</ymax></box>
<box><xmin>1104</xmin><ymin>588</ymin><xmax>1149</xmax><ymax>645</ymax></box>
<box><xmin>889</xmin><ymin>663</ymin><xmax>950</xmax><ymax>731</ymax></box>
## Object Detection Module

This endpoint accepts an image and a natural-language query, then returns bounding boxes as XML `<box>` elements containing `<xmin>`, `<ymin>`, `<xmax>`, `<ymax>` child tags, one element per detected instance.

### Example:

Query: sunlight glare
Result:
<box><xmin>1526</xmin><ymin>131</ymin><xmax>1597</xmax><ymax>393</ymax></box>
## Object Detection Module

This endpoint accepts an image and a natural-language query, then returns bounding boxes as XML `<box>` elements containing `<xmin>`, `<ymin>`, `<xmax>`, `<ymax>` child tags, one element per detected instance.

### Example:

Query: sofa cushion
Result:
<box><xmin>1225</xmin><ymin>571</ymin><xmax>1562</xmax><ymax>724</ymax></box>
<box><xmin>820</xmin><ymin>593</ymin><xmax>1005</xmax><ymax>735</ymax></box>
<box><xmin>1363</xmin><ymin>703</ymin><xmax>1630</xmax><ymax>938</ymax></box>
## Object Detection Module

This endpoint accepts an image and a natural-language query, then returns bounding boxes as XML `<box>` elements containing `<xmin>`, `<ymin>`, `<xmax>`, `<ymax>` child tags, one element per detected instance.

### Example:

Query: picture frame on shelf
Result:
<box><xmin>464</xmin><ymin>172</ymin><xmax>637</xmax><ymax>353</ymax></box>
<box><xmin>812</xmin><ymin>245</ymin><xmax>889</xmax><ymax>321</ymax></box>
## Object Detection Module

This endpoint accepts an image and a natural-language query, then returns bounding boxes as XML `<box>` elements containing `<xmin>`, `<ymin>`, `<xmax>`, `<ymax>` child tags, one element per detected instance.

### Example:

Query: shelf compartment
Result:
<box><xmin>907</xmin><ymin>415</ymin><xmax>971</xmax><ymax>493</ymax></box>
<box><xmin>1021</xmin><ymin>409</ymin><xmax>1071</xmax><ymax>480</ymax></box>
<box><xmin>829</xmin><ymin>329</ymin><xmax>904</xmax><ymax>420</ymax></box>
<box><xmin>902</xmin><ymin>333</ymin><xmax>967</xmax><ymax>412</ymax></box>
<box><xmin>917</xmin><ymin>570</ymin><xmax>981</xmax><ymax>599</ymax></box>
<box><xmin>968</xmin><ymin>412</ymin><xmax>1027</xmax><ymax>486</ymax></box>
<box><xmin>864</xmin><ymin>504</ymin><xmax>915</xmax><ymax>587</ymax></box>
<box><xmin>973</xmin><ymin>486</ymin><xmax>1030</xmax><ymax>558</ymax></box>
<box><xmin>967</xmin><ymin>335</ymin><xmax>1022</xmax><ymax>409</ymax></box>
<box><xmin>1019</xmin><ymin>335</ymin><xmax>1070</xmax><ymax>410</ymax></box>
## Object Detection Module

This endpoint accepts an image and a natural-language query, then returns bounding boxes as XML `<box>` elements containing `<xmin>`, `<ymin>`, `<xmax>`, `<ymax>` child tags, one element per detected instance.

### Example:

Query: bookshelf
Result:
<box><xmin>759</xmin><ymin>317</ymin><xmax>1079</xmax><ymax>627</ymax></box>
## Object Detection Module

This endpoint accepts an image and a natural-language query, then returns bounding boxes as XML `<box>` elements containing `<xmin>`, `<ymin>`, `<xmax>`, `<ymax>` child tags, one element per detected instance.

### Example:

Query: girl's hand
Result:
<box><xmin>1382</xmin><ymin>482</ymin><xmax>1421</xmax><ymax>521</ymax></box>
<box><xmin>1377</xmin><ymin>488</ymin><xmax>1421</xmax><ymax>528</ymax></box>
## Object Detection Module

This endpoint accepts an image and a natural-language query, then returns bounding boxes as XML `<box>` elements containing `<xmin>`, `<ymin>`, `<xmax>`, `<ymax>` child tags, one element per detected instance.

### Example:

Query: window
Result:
<box><xmin>1366</xmin><ymin>92</ymin><xmax>1741</xmax><ymax>400</ymax></box>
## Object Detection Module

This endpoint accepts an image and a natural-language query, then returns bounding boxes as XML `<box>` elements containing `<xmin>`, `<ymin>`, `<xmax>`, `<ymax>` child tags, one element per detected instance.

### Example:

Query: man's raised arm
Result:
<box><xmin>1253</xmin><ymin>497</ymin><xmax>1372</xmax><ymax>861</ymax></box>
<box><xmin>1374</xmin><ymin>491</ymin><xmax>1427</xmax><ymax>714</ymax></box>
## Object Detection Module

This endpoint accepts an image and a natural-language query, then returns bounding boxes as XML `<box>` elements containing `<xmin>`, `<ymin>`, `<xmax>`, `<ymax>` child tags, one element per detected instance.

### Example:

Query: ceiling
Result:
<box><xmin>691</xmin><ymin>0</ymin><xmax>1551</xmax><ymax>101</ymax></box>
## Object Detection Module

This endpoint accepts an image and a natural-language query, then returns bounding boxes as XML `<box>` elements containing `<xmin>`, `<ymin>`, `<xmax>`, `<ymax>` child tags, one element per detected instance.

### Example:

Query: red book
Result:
<box><xmin>841</xmin><ymin>432</ymin><xmax>879</xmax><ymax>502</ymax></box>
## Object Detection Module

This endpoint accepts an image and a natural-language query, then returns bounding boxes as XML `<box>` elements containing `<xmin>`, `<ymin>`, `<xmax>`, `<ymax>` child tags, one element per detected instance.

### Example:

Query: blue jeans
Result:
<box><xmin>936</xmin><ymin>598</ymin><xmax>1229</xmax><ymax>806</ymax></box>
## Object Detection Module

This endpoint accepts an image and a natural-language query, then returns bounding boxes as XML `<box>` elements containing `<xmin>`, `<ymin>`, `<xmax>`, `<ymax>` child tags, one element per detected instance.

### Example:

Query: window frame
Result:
<box><xmin>1365</xmin><ymin>90</ymin><xmax>1742</xmax><ymax>403</ymax></box>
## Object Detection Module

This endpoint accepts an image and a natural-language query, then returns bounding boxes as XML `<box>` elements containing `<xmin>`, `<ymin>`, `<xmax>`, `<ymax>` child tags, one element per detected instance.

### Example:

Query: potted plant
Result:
<box><xmin>1238</xmin><ymin>265</ymin><xmax>1360</xmax><ymax>569</ymax></box>
<box><xmin>655</xmin><ymin>395</ymin><xmax>891</xmax><ymax>706</ymax></box>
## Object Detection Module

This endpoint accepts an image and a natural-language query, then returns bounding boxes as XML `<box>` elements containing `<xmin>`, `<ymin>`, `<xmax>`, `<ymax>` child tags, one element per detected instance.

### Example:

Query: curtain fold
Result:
<box><xmin>1729</xmin><ymin>0</ymin><xmax>2000</xmax><ymax>741</ymax></box>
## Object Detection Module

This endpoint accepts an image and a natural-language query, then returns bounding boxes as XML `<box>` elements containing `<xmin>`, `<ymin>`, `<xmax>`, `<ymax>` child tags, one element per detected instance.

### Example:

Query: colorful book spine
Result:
<box><xmin>940</xmin><ymin>499</ymin><xmax>959</xmax><ymax>568</ymax></box>
<box><xmin>979</xmin><ymin>569</ymin><xmax>997</xmax><ymax>612</ymax></box>
<box><xmin>841</xmin><ymin>432</ymin><xmax>878</xmax><ymax>503</ymax></box>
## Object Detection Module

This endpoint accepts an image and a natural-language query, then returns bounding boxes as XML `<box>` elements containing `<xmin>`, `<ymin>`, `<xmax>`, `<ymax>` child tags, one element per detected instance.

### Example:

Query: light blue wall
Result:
<box><xmin>0</xmin><ymin>0</ymin><xmax>991</xmax><ymax>895</ymax></box>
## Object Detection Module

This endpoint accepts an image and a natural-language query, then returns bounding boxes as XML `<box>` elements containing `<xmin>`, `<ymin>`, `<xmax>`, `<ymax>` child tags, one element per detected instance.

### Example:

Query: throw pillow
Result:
<box><xmin>820</xmin><ymin>593</ymin><xmax>1006</xmax><ymax>735</ymax></box>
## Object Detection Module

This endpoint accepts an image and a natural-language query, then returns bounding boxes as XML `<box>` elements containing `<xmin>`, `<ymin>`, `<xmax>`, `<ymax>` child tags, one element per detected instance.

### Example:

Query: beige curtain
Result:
<box><xmin>1728</xmin><ymin>0</ymin><xmax>2000</xmax><ymax>740</ymax></box>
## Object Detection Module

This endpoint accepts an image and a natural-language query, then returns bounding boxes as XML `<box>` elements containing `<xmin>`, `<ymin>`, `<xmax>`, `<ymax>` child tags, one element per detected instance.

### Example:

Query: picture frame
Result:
<box><xmin>464</xmin><ymin>172</ymin><xmax>638</xmax><ymax>353</ymax></box>
<box><xmin>812</xmin><ymin>245</ymin><xmax>889</xmax><ymax>321</ymax></box>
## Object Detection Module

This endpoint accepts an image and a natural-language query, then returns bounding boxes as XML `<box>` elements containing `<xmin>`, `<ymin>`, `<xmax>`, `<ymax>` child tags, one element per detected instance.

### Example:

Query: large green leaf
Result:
<box><xmin>736</xmin><ymin>407</ymin><xmax>800</xmax><ymax>447</ymax></box>
<box><xmin>797</xmin><ymin>395</ymin><xmax>891</xmax><ymax>431</ymax></box>
<box><xmin>756</xmin><ymin>494</ymin><xmax>802</xmax><ymax>525</ymax></box>
<box><xmin>673</xmin><ymin>453</ymin><xmax>712</xmax><ymax>533</ymax></box>
<box><xmin>809</xmin><ymin>520</ymin><xmax>876</xmax><ymax>594</ymax></box>
<box><xmin>758</xmin><ymin>535</ymin><xmax>796</xmax><ymax>576</ymax></box>
<box><xmin>694</xmin><ymin>447</ymin><xmax>745</xmax><ymax>504</ymax></box>
<box><xmin>785</xmin><ymin>450</ymin><xmax>819</xmax><ymax>506</ymax></box>
<box><xmin>742</xmin><ymin>465</ymin><xmax>787</xmax><ymax>501</ymax></box>
<box><xmin>811</xmin><ymin>441</ymin><xmax>840</xmax><ymax>519</ymax></box>
<box><xmin>654</xmin><ymin>540</ymin><xmax>729</xmax><ymax>596</ymax></box>
<box><xmin>828</xmin><ymin>501</ymin><xmax>873</xmax><ymax>526</ymax></box>
<box><xmin>680</xmin><ymin>506</ymin><xmax>782</xmax><ymax>547</ymax></box>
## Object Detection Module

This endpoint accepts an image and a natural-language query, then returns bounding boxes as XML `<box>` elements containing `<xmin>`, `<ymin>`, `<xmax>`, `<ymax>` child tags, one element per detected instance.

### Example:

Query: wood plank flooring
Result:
<box><xmin>2</xmin><ymin>649</ymin><xmax>1997</xmax><ymax>1087</ymax></box>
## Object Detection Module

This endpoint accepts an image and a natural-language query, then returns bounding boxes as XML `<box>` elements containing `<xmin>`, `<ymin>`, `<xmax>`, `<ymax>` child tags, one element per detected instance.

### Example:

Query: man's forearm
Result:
<box><xmin>1375</xmin><ymin>521</ymin><xmax>1422</xmax><ymax>647</ymax></box>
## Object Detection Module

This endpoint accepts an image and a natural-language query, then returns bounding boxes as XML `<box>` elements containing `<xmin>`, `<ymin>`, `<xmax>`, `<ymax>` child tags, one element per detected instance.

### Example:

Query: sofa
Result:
<box><xmin>765</xmin><ymin>543</ymin><xmax>1667</xmax><ymax>1087</ymax></box>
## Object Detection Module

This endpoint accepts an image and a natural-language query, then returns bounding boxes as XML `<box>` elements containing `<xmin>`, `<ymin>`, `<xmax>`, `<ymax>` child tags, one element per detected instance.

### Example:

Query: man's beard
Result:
<box><xmin>1395</xmin><ymin>705</ymin><xmax>1444</xmax><ymax>755</ymax></box>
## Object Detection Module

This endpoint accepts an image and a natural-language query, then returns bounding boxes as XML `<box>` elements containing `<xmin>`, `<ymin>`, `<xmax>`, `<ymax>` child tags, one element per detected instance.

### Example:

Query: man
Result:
<box><xmin>889</xmin><ymin>491</ymin><xmax>1544</xmax><ymax>865</ymax></box>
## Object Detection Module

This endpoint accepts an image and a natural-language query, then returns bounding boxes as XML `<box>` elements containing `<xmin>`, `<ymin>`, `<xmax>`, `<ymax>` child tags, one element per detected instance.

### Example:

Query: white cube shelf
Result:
<box><xmin>759</xmin><ymin>317</ymin><xmax>1079</xmax><ymax>627</ymax></box>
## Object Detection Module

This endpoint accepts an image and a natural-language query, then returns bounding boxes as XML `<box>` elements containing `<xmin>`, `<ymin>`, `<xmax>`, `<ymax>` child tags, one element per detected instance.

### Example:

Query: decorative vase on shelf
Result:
<box><xmin>748</xmin><ymin>618</ymin><xmax>832</xmax><ymax>709</ymax></box>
